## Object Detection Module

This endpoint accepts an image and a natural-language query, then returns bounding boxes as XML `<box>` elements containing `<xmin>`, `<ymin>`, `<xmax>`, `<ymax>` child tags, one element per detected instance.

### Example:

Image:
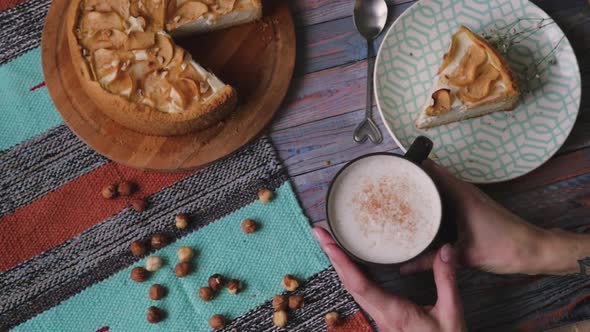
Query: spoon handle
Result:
<box><xmin>365</xmin><ymin>38</ymin><xmax>375</xmax><ymax>119</ymax></box>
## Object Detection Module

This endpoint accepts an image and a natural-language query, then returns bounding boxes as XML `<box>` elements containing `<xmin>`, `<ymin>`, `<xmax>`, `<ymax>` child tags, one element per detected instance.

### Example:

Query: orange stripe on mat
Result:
<box><xmin>0</xmin><ymin>163</ymin><xmax>193</xmax><ymax>273</ymax></box>
<box><xmin>328</xmin><ymin>311</ymin><xmax>373</xmax><ymax>332</ymax></box>
<box><xmin>0</xmin><ymin>0</ymin><xmax>28</xmax><ymax>12</ymax></box>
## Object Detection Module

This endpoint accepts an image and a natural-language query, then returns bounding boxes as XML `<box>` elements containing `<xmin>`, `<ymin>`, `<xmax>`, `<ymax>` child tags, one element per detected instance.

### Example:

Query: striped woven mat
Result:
<box><xmin>0</xmin><ymin>0</ymin><xmax>375</xmax><ymax>331</ymax></box>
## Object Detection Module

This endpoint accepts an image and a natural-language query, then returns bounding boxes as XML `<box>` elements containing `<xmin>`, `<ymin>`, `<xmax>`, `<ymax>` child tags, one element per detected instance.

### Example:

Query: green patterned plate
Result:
<box><xmin>374</xmin><ymin>0</ymin><xmax>581</xmax><ymax>183</ymax></box>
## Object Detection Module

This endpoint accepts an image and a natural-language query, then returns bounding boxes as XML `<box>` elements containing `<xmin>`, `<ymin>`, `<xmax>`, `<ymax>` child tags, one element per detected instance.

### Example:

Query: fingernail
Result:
<box><xmin>440</xmin><ymin>244</ymin><xmax>455</xmax><ymax>264</ymax></box>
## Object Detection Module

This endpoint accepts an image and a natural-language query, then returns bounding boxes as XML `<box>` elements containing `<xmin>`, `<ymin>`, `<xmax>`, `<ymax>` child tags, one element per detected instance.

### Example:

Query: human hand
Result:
<box><xmin>401</xmin><ymin>161</ymin><xmax>588</xmax><ymax>276</ymax></box>
<box><xmin>313</xmin><ymin>227</ymin><xmax>466</xmax><ymax>332</ymax></box>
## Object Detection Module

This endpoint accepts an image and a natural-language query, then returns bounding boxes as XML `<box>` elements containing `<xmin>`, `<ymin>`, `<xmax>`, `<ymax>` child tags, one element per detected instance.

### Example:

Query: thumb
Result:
<box><xmin>313</xmin><ymin>227</ymin><xmax>416</xmax><ymax>325</ymax></box>
<box><xmin>432</xmin><ymin>244</ymin><xmax>463</xmax><ymax>322</ymax></box>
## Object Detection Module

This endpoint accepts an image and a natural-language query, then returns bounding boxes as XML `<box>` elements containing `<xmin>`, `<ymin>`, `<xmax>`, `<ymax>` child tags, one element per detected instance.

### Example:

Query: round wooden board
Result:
<box><xmin>41</xmin><ymin>1</ymin><xmax>295</xmax><ymax>171</ymax></box>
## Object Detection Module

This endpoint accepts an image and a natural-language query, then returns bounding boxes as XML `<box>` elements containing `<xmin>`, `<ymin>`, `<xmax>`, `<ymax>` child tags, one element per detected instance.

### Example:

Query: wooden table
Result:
<box><xmin>269</xmin><ymin>1</ymin><xmax>590</xmax><ymax>331</ymax></box>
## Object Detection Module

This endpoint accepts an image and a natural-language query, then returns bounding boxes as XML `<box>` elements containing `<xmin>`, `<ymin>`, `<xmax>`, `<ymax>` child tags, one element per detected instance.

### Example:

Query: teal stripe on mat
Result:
<box><xmin>14</xmin><ymin>182</ymin><xmax>330</xmax><ymax>331</ymax></box>
<box><xmin>0</xmin><ymin>47</ymin><xmax>62</xmax><ymax>151</ymax></box>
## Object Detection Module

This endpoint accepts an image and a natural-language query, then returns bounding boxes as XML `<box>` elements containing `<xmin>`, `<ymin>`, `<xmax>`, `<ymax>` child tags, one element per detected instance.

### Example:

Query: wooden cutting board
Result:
<box><xmin>41</xmin><ymin>0</ymin><xmax>295</xmax><ymax>171</ymax></box>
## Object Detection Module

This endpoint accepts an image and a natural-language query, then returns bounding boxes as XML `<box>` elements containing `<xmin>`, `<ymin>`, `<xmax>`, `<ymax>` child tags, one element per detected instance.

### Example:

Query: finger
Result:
<box><xmin>312</xmin><ymin>228</ymin><xmax>377</xmax><ymax>295</ymax></box>
<box><xmin>422</xmin><ymin>160</ymin><xmax>497</xmax><ymax>207</ymax></box>
<box><xmin>313</xmin><ymin>227</ymin><xmax>416</xmax><ymax>323</ymax></box>
<box><xmin>422</xmin><ymin>160</ymin><xmax>464</xmax><ymax>193</ymax></box>
<box><xmin>399</xmin><ymin>251</ymin><xmax>436</xmax><ymax>275</ymax></box>
<box><xmin>432</xmin><ymin>244</ymin><xmax>463</xmax><ymax>321</ymax></box>
<box><xmin>422</xmin><ymin>160</ymin><xmax>479</xmax><ymax>203</ymax></box>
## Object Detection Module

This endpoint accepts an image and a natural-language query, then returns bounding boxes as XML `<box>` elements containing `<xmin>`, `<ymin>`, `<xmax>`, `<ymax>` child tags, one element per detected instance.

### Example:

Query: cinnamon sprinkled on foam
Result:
<box><xmin>352</xmin><ymin>176</ymin><xmax>417</xmax><ymax>243</ymax></box>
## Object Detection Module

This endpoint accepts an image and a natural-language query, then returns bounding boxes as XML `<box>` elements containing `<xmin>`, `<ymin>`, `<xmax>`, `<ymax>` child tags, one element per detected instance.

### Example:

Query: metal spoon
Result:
<box><xmin>353</xmin><ymin>0</ymin><xmax>387</xmax><ymax>144</ymax></box>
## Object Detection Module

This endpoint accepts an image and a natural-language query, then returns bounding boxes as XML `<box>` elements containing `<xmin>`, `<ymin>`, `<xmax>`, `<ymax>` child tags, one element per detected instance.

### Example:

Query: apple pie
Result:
<box><xmin>415</xmin><ymin>26</ymin><xmax>520</xmax><ymax>129</ymax></box>
<box><xmin>67</xmin><ymin>0</ymin><xmax>262</xmax><ymax>136</ymax></box>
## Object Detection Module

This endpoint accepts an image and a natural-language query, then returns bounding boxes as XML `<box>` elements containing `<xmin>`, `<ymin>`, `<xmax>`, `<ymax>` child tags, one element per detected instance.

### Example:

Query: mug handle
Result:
<box><xmin>404</xmin><ymin>136</ymin><xmax>433</xmax><ymax>164</ymax></box>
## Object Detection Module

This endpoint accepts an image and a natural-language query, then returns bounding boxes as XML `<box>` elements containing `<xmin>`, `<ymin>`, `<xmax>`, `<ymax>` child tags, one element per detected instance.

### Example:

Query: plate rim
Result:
<box><xmin>374</xmin><ymin>0</ymin><xmax>582</xmax><ymax>184</ymax></box>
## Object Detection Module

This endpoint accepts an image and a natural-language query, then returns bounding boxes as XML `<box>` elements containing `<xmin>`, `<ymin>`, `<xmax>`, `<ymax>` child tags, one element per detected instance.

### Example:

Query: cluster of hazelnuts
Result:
<box><xmin>269</xmin><ymin>275</ymin><xmax>303</xmax><ymax>328</ymax></box>
<box><xmin>201</xmin><ymin>274</ymin><xmax>243</xmax><ymax>330</ymax></box>
<box><xmin>101</xmin><ymin>180</ymin><xmax>148</xmax><ymax>212</ymax></box>
<box><xmin>271</xmin><ymin>276</ymin><xmax>340</xmax><ymax>328</ymax></box>
<box><xmin>126</xmin><ymin>188</ymin><xmax>275</xmax><ymax>327</ymax></box>
<box><xmin>129</xmin><ymin>224</ymin><xmax>197</xmax><ymax>324</ymax></box>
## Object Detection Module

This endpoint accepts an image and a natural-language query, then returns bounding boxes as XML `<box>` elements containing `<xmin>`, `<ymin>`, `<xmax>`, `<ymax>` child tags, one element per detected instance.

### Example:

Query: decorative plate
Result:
<box><xmin>374</xmin><ymin>0</ymin><xmax>581</xmax><ymax>183</ymax></box>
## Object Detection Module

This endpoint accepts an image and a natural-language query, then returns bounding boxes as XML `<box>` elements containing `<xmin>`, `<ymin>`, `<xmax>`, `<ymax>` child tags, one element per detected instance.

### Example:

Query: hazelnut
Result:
<box><xmin>288</xmin><ymin>294</ymin><xmax>304</xmax><ymax>310</ymax></box>
<box><xmin>281</xmin><ymin>275</ymin><xmax>299</xmax><ymax>292</ymax></box>
<box><xmin>145</xmin><ymin>256</ymin><xmax>163</xmax><ymax>272</ymax></box>
<box><xmin>147</xmin><ymin>306</ymin><xmax>164</xmax><ymax>323</ymax></box>
<box><xmin>175</xmin><ymin>214</ymin><xmax>189</xmax><ymax>229</ymax></box>
<box><xmin>151</xmin><ymin>234</ymin><xmax>168</xmax><ymax>249</ymax></box>
<box><xmin>209</xmin><ymin>314</ymin><xmax>225</xmax><ymax>330</ymax></box>
<box><xmin>174</xmin><ymin>262</ymin><xmax>190</xmax><ymax>277</ymax></box>
<box><xmin>272</xmin><ymin>295</ymin><xmax>287</xmax><ymax>311</ymax></box>
<box><xmin>131</xmin><ymin>198</ymin><xmax>148</xmax><ymax>212</ymax></box>
<box><xmin>149</xmin><ymin>284</ymin><xmax>166</xmax><ymax>300</ymax></box>
<box><xmin>199</xmin><ymin>287</ymin><xmax>214</xmax><ymax>301</ymax></box>
<box><xmin>177</xmin><ymin>246</ymin><xmax>194</xmax><ymax>263</ymax></box>
<box><xmin>258</xmin><ymin>188</ymin><xmax>273</xmax><ymax>204</ymax></box>
<box><xmin>130</xmin><ymin>240</ymin><xmax>147</xmax><ymax>257</ymax></box>
<box><xmin>241</xmin><ymin>219</ymin><xmax>257</xmax><ymax>234</ymax></box>
<box><xmin>273</xmin><ymin>310</ymin><xmax>288</xmax><ymax>328</ymax></box>
<box><xmin>131</xmin><ymin>267</ymin><xmax>149</xmax><ymax>282</ymax></box>
<box><xmin>208</xmin><ymin>274</ymin><xmax>225</xmax><ymax>291</ymax></box>
<box><xmin>325</xmin><ymin>311</ymin><xmax>340</xmax><ymax>327</ymax></box>
<box><xmin>117</xmin><ymin>181</ymin><xmax>136</xmax><ymax>196</ymax></box>
<box><xmin>101</xmin><ymin>184</ymin><xmax>117</xmax><ymax>199</ymax></box>
<box><xmin>227</xmin><ymin>279</ymin><xmax>241</xmax><ymax>294</ymax></box>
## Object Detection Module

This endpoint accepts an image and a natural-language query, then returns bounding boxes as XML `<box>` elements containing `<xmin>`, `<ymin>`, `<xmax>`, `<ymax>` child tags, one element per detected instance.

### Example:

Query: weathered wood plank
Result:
<box><xmin>495</xmin><ymin>172</ymin><xmax>590</xmax><ymax>227</ymax></box>
<box><xmin>484</xmin><ymin>148</ymin><xmax>590</xmax><ymax>196</ymax></box>
<box><xmin>291</xmin><ymin>0</ymin><xmax>413</xmax><ymax>27</ymax></box>
<box><xmin>560</xmin><ymin>121</ymin><xmax>590</xmax><ymax>154</ymax></box>
<box><xmin>294</xmin><ymin>2</ymin><xmax>414</xmax><ymax>76</ymax></box>
<box><xmin>271</xmin><ymin>106</ymin><xmax>398</xmax><ymax>177</ymax></box>
<box><xmin>550</xmin><ymin>321</ymin><xmax>590</xmax><ymax>332</ymax></box>
<box><xmin>272</xmin><ymin>61</ymin><xmax>370</xmax><ymax>131</ymax></box>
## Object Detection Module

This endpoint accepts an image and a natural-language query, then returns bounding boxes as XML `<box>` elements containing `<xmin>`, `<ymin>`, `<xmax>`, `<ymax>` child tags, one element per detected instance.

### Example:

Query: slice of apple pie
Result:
<box><xmin>415</xmin><ymin>26</ymin><xmax>520</xmax><ymax>129</ymax></box>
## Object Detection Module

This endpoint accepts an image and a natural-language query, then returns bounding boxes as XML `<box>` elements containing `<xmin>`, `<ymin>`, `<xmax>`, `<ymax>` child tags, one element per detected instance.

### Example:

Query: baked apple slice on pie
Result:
<box><xmin>415</xmin><ymin>26</ymin><xmax>520</xmax><ymax>129</ymax></box>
